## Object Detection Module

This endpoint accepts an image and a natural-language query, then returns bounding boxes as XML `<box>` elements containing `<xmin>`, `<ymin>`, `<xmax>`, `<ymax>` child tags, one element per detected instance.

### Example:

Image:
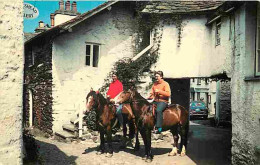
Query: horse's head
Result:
<box><xmin>115</xmin><ymin>88</ymin><xmax>137</xmax><ymax>104</ymax></box>
<box><xmin>86</xmin><ymin>90</ymin><xmax>98</xmax><ymax>111</ymax></box>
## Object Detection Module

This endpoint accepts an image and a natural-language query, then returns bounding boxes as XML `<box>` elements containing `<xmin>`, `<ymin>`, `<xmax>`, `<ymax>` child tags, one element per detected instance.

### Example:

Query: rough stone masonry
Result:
<box><xmin>0</xmin><ymin>0</ymin><xmax>23</xmax><ymax>164</ymax></box>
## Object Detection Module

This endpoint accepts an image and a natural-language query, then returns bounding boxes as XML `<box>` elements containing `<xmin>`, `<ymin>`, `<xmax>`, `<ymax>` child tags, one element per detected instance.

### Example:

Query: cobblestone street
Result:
<box><xmin>34</xmin><ymin>119</ymin><xmax>231</xmax><ymax>165</ymax></box>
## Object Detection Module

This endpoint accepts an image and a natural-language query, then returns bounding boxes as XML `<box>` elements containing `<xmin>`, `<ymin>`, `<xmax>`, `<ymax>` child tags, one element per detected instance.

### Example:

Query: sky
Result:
<box><xmin>24</xmin><ymin>1</ymin><xmax>106</xmax><ymax>33</ymax></box>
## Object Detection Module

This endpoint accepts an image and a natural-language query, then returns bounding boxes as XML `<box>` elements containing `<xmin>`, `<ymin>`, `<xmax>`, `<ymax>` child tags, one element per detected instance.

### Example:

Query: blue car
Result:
<box><xmin>189</xmin><ymin>101</ymin><xmax>208</xmax><ymax>119</ymax></box>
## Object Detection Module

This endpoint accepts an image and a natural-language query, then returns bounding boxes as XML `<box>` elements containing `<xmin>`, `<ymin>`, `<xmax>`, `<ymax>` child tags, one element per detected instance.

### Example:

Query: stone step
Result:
<box><xmin>62</xmin><ymin>123</ymin><xmax>77</xmax><ymax>133</ymax></box>
<box><xmin>70</xmin><ymin>115</ymin><xmax>87</xmax><ymax>125</ymax></box>
<box><xmin>70</xmin><ymin>116</ymin><xmax>78</xmax><ymax>124</ymax></box>
<box><xmin>55</xmin><ymin>130</ymin><xmax>76</xmax><ymax>142</ymax></box>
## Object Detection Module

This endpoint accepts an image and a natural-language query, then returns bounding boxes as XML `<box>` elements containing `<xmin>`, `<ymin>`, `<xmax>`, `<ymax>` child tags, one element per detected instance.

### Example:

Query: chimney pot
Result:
<box><xmin>50</xmin><ymin>13</ymin><xmax>55</xmax><ymax>27</ymax></box>
<box><xmin>59</xmin><ymin>0</ymin><xmax>64</xmax><ymax>10</ymax></box>
<box><xmin>65</xmin><ymin>1</ymin><xmax>70</xmax><ymax>11</ymax></box>
<box><xmin>72</xmin><ymin>1</ymin><xmax>77</xmax><ymax>12</ymax></box>
<box><xmin>39</xmin><ymin>21</ymin><xmax>44</xmax><ymax>28</ymax></box>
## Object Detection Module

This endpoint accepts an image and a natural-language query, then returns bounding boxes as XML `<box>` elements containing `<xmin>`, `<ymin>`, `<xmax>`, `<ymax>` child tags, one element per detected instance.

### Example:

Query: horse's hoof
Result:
<box><xmin>142</xmin><ymin>156</ymin><xmax>147</xmax><ymax>160</ymax></box>
<box><xmin>180</xmin><ymin>152</ymin><xmax>186</xmax><ymax>157</ymax></box>
<box><xmin>105</xmin><ymin>153</ymin><xmax>113</xmax><ymax>158</ymax></box>
<box><xmin>145</xmin><ymin>158</ymin><xmax>152</xmax><ymax>163</ymax></box>
<box><xmin>168</xmin><ymin>152</ymin><xmax>177</xmax><ymax>156</ymax></box>
<box><xmin>96</xmin><ymin>151</ymin><xmax>103</xmax><ymax>155</ymax></box>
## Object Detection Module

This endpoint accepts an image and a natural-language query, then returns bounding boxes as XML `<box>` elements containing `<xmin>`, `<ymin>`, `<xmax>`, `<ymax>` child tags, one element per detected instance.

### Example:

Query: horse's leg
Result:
<box><xmin>120</xmin><ymin>116</ymin><xmax>127</xmax><ymax>149</ymax></box>
<box><xmin>134</xmin><ymin>130</ymin><xmax>140</xmax><ymax>151</ymax></box>
<box><xmin>139</xmin><ymin>128</ymin><xmax>148</xmax><ymax>160</ymax></box>
<box><xmin>168</xmin><ymin>125</ymin><xmax>179</xmax><ymax>156</ymax></box>
<box><xmin>106</xmin><ymin>130</ymin><xmax>113</xmax><ymax>158</ymax></box>
<box><xmin>128</xmin><ymin>119</ymin><xmax>135</xmax><ymax>139</ymax></box>
<box><xmin>145</xmin><ymin>129</ymin><xmax>153</xmax><ymax>163</ymax></box>
<box><xmin>180</xmin><ymin>122</ymin><xmax>189</xmax><ymax>157</ymax></box>
<box><xmin>97</xmin><ymin>130</ymin><xmax>105</xmax><ymax>155</ymax></box>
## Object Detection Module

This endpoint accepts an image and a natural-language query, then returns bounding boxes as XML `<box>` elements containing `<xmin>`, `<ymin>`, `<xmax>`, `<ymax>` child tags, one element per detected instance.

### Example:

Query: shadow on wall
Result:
<box><xmin>35</xmin><ymin>139</ymin><xmax>77</xmax><ymax>165</ymax></box>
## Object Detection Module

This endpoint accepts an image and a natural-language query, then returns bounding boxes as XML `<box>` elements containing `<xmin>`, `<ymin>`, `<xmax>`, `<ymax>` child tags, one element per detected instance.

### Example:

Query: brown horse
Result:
<box><xmin>116</xmin><ymin>88</ymin><xmax>189</xmax><ymax>162</ymax></box>
<box><xmin>85</xmin><ymin>91</ymin><xmax>135</xmax><ymax>157</ymax></box>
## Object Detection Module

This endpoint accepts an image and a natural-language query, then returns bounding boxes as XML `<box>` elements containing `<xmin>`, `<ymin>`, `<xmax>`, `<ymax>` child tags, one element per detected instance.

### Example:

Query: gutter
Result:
<box><xmin>132</xmin><ymin>31</ymin><xmax>154</xmax><ymax>61</ymax></box>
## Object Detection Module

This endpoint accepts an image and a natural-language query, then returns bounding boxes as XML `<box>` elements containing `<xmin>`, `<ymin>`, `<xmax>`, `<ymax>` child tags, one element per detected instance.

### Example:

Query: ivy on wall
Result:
<box><xmin>99</xmin><ymin>6</ymin><xmax>163</xmax><ymax>93</ymax></box>
<box><xmin>99</xmin><ymin>3</ymin><xmax>187</xmax><ymax>93</ymax></box>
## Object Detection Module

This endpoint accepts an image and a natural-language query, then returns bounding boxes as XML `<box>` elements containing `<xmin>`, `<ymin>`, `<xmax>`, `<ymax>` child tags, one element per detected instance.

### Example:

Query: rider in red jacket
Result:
<box><xmin>106</xmin><ymin>73</ymin><xmax>124</xmax><ymax>127</ymax></box>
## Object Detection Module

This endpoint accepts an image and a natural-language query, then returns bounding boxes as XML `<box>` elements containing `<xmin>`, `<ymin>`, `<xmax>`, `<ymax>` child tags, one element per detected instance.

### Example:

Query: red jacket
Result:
<box><xmin>106</xmin><ymin>80</ymin><xmax>123</xmax><ymax>99</ymax></box>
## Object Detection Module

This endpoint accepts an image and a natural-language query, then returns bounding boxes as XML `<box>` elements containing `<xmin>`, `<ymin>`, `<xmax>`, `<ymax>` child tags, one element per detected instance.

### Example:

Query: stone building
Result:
<box><xmin>23</xmin><ymin>1</ymin><xmax>260</xmax><ymax>164</ymax></box>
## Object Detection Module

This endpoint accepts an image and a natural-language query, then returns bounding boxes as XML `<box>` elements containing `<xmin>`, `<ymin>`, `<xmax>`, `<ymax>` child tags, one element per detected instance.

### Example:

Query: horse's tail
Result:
<box><xmin>177</xmin><ymin>104</ymin><xmax>189</xmax><ymax>149</ymax></box>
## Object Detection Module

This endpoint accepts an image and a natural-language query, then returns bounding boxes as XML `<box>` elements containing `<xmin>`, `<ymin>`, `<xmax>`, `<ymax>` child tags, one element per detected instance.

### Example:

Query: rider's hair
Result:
<box><xmin>155</xmin><ymin>71</ymin><xmax>163</xmax><ymax>78</ymax></box>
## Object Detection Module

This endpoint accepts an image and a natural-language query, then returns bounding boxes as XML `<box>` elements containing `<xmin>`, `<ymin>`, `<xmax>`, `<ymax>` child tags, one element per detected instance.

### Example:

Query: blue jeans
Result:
<box><xmin>116</xmin><ymin>104</ymin><xmax>123</xmax><ymax>126</ymax></box>
<box><xmin>154</xmin><ymin>102</ymin><xmax>167</xmax><ymax>128</ymax></box>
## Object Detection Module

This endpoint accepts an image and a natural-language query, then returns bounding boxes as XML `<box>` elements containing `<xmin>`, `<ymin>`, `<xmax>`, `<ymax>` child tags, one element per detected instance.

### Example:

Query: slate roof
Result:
<box><xmin>142</xmin><ymin>1</ymin><xmax>224</xmax><ymax>14</ymax></box>
<box><xmin>24</xmin><ymin>33</ymin><xmax>38</xmax><ymax>42</ymax></box>
<box><xmin>25</xmin><ymin>1</ymin><xmax>118</xmax><ymax>44</ymax></box>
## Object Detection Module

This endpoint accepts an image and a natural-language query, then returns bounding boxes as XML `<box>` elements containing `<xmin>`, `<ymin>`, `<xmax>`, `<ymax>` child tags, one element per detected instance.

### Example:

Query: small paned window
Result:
<box><xmin>197</xmin><ymin>78</ymin><xmax>201</xmax><ymax>85</ymax></box>
<box><xmin>216</xmin><ymin>18</ymin><xmax>221</xmax><ymax>46</ymax></box>
<box><xmin>85</xmin><ymin>43</ymin><xmax>100</xmax><ymax>67</ymax></box>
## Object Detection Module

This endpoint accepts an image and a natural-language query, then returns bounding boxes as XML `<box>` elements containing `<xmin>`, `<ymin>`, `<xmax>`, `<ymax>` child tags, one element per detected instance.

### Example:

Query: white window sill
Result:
<box><xmin>244</xmin><ymin>76</ymin><xmax>260</xmax><ymax>81</ymax></box>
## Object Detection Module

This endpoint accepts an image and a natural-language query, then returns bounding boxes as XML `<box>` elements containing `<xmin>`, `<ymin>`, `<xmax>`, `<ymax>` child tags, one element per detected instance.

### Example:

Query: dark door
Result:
<box><xmin>165</xmin><ymin>78</ymin><xmax>190</xmax><ymax>110</ymax></box>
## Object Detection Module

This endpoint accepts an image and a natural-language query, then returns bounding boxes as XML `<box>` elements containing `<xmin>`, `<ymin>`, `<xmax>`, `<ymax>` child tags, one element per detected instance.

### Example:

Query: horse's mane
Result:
<box><xmin>96</xmin><ymin>92</ymin><xmax>108</xmax><ymax>105</ymax></box>
<box><xmin>132</xmin><ymin>90</ymin><xmax>149</xmax><ymax>104</ymax></box>
<box><xmin>86</xmin><ymin>91</ymin><xmax>108</xmax><ymax>106</ymax></box>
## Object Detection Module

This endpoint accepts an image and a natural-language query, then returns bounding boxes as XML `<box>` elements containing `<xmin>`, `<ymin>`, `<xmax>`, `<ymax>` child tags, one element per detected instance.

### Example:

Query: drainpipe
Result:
<box><xmin>132</xmin><ymin>31</ymin><xmax>154</xmax><ymax>61</ymax></box>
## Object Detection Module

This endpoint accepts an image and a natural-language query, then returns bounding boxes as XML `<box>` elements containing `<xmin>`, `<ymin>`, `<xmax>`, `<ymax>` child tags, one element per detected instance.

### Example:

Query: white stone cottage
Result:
<box><xmin>24</xmin><ymin>1</ymin><xmax>260</xmax><ymax>164</ymax></box>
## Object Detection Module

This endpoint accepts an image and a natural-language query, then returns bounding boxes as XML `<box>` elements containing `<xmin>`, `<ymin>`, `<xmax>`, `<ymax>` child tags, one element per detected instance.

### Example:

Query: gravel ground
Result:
<box><xmin>32</xmin><ymin>120</ymin><xmax>231</xmax><ymax>165</ymax></box>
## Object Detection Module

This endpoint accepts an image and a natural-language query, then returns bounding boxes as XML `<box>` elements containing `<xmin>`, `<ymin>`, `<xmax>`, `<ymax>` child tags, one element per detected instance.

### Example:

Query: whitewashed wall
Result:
<box><xmin>155</xmin><ymin>14</ymin><xmax>233</xmax><ymax>79</ymax></box>
<box><xmin>230</xmin><ymin>3</ymin><xmax>260</xmax><ymax>164</ymax></box>
<box><xmin>156</xmin><ymin>15</ymin><xmax>212</xmax><ymax>78</ymax></box>
<box><xmin>54</xmin><ymin>14</ymin><xmax>77</xmax><ymax>26</ymax></box>
<box><xmin>52</xmin><ymin>5</ymin><xmax>137</xmax><ymax>131</ymax></box>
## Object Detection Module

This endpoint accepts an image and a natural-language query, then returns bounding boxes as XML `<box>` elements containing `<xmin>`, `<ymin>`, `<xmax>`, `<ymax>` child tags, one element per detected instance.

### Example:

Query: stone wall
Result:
<box><xmin>218</xmin><ymin>81</ymin><xmax>231</xmax><ymax>123</ymax></box>
<box><xmin>24</xmin><ymin>39</ymin><xmax>53</xmax><ymax>134</ymax></box>
<box><xmin>0</xmin><ymin>0</ymin><xmax>23</xmax><ymax>164</ymax></box>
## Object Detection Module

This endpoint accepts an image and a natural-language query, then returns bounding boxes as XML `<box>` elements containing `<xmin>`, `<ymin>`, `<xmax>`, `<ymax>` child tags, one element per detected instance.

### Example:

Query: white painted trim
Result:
<box><xmin>29</xmin><ymin>90</ymin><xmax>33</xmax><ymax>127</ymax></box>
<box><xmin>132</xmin><ymin>31</ymin><xmax>153</xmax><ymax>61</ymax></box>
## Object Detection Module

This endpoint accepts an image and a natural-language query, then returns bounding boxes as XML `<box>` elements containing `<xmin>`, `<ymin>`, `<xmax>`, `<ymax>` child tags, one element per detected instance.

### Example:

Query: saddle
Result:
<box><xmin>150</xmin><ymin>103</ymin><xmax>174</xmax><ymax>117</ymax></box>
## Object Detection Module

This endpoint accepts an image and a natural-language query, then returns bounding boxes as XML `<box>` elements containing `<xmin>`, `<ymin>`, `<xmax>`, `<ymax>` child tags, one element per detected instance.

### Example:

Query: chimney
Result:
<box><xmin>39</xmin><ymin>21</ymin><xmax>44</xmax><ymax>28</ymax></box>
<box><xmin>59</xmin><ymin>0</ymin><xmax>64</xmax><ymax>10</ymax></box>
<box><xmin>72</xmin><ymin>1</ymin><xmax>77</xmax><ymax>12</ymax></box>
<box><xmin>65</xmin><ymin>1</ymin><xmax>70</xmax><ymax>11</ymax></box>
<box><xmin>50</xmin><ymin>13</ymin><xmax>55</xmax><ymax>27</ymax></box>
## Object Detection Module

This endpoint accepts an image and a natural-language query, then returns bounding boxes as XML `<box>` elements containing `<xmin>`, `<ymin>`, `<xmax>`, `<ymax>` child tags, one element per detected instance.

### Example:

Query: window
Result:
<box><xmin>191</xmin><ymin>92</ymin><xmax>195</xmax><ymax>101</ymax></box>
<box><xmin>208</xmin><ymin>95</ymin><xmax>211</xmax><ymax>104</ymax></box>
<box><xmin>205</xmin><ymin>78</ymin><xmax>209</xmax><ymax>84</ymax></box>
<box><xmin>197</xmin><ymin>78</ymin><xmax>201</xmax><ymax>85</ymax></box>
<box><xmin>197</xmin><ymin>92</ymin><xmax>200</xmax><ymax>101</ymax></box>
<box><xmin>256</xmin><ymin>4</ymin><xmax>260</xmax><ymax>76</ymax></box>
<box><xmin>27</xmin><ymin>45</ymin><xmax>34</xmax><ymax>66</ymax></box>
<box><xmin>85</xmin><ymin>43</ymin><xmax>100</xmax><ymax>67</ymax></box>
<box><xmin>216</xmin><ymin>18</ymin><xmax>221</xmax><ymax>46</ymax></box>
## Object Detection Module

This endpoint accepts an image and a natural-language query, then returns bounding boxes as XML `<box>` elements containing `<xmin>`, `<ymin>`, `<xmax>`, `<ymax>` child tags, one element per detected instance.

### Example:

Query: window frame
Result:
<box><xmin>216</xmin><ymin>18</ymin><xmax>221</xmax><ymax>46</ymax></box>
<box><xmin>85</xmin><ymin>42</ymin><xmax>101</xmax><ymax>67</ymax></box>
<box><xmin>256</xmin><ymin>3</ymin><xmax>260</xmax><ymax>76</ymax></box>
<box><xmin>197</xmin><ymin>92</ymin><xmax>200</xmax><ymax>101</ymax></box>
<box><xmin>197</xmin><ymin>78</ymin><xmax>201</xmax><ymax>85</ymax></box>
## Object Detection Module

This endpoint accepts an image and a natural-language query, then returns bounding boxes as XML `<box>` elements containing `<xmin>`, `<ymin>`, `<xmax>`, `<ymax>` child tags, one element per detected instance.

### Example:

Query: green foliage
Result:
<box><xmin>84</xmin><ymin>109</ymin><xmax>119</xmax><ymax>134</ymax></box>
<box><xmin>99</xmin><ymin>51</ymin><xmax>158</xmax><ymax>93</ymax></box>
